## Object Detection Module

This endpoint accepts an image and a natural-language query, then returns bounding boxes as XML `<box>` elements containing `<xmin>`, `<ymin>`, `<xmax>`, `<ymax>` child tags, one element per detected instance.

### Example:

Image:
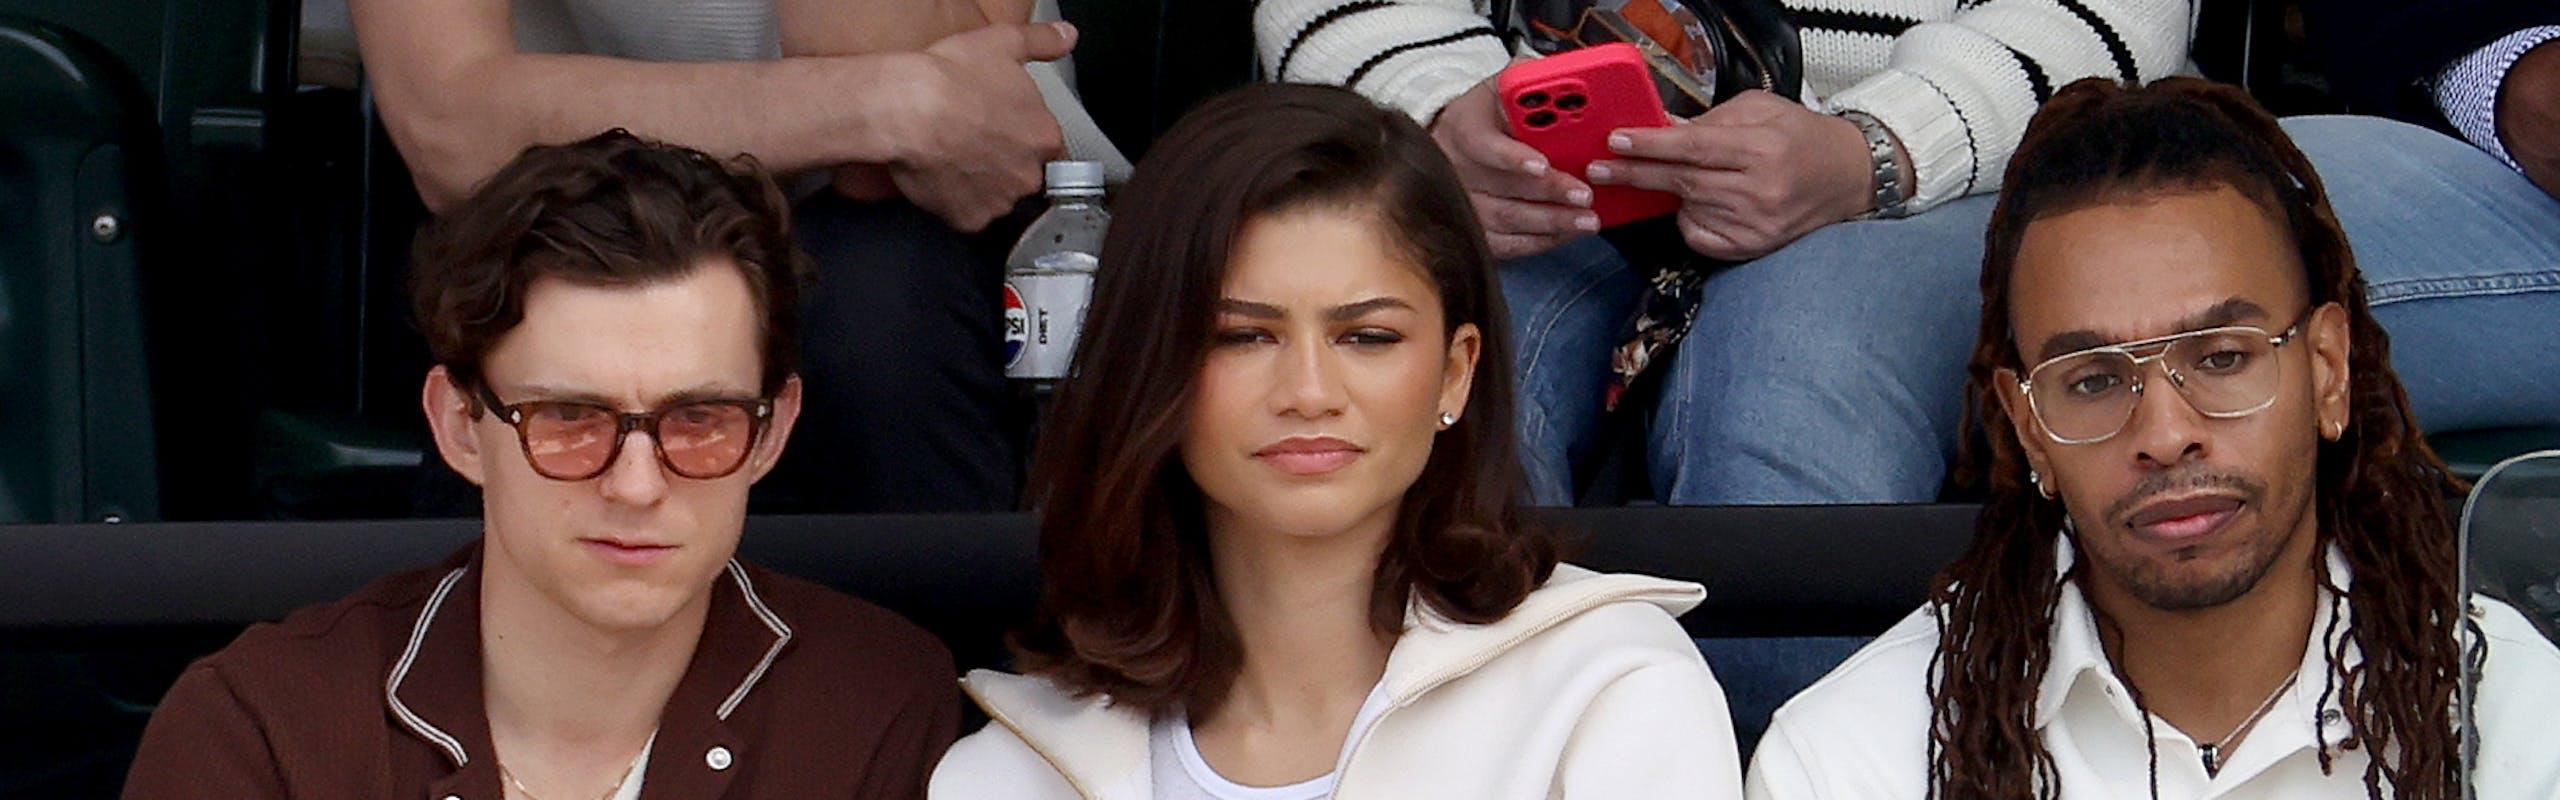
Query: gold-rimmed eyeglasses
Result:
<box><xmin>2018</xmin><ymin>308</ymin><xmax>2313</xmax><ymax>445</ymax></box>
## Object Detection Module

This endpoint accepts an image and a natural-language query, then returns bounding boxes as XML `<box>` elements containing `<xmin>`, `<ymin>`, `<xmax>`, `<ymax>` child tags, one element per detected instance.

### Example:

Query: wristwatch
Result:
<box><xmin>1839</xmin><ymin>110</ymin><xmax>1911</xmax><ymax>219</ymax></box>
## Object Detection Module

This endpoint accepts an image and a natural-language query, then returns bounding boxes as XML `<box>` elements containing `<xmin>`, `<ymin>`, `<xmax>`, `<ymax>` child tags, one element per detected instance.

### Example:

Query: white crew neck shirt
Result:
<box><xmin>1148</xmin><ymin>683</ymin><xmax>1393</xmax><ymax>800</ymax></box>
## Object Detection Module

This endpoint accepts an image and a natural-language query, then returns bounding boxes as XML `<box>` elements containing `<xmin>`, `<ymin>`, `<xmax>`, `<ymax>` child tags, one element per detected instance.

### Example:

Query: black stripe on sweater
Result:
<box><xmin>2054</xmin><ymin>0</ymin><xmax>2139</xmax><ymax>84</ymax></box>
<box><xmin>1786</xmin><ymin>7</ymin><xmax>1919</xmax><ymax>38</ymax></box>
<box><xmin>1908</xmin><ymin>71</ymin><xmax>1981</xmax><ymax>196</ymax></box>
<box><xmin>1277</xmin><ymin>1</ymin><xmax>1399</xmax><ymax>80</ymax></box>
<box><xmin>2003</xmin><ymin>45</ymin><xmax>2053</xmax><ymax>103</ymax></box>
<box><xmin>1343</xmin><ymin>26</ymin><xmax>1501</xmax><ymax>92</ymax></box>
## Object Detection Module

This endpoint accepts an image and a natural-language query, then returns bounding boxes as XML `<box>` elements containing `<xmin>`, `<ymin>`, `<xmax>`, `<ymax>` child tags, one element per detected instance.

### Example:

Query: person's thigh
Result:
<box><xmin>770</xmin><ymin>193</ymin><xmax>1023</xmax><ymax>513</ymax></box>
<box><xmin>1650</xmin><ymin>195</ymin><xmax>1997</xmax><ymax>504</ymax></box>
<box><xmin>2285</xmin><ymin>116</ymin><xmax>2560</xmax><ymax>432</ymax></box>
<box><xmin>1497</xmin><ymin>235</ymin><xmax>1644</xmax><ymax>505</ymax></box>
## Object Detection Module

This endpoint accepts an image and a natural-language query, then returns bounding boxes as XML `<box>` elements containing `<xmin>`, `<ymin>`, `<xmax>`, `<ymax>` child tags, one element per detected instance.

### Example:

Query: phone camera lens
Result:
<box><xmin>1525</xmin><ymin>110</ymin><xmax>1559</xmax><ymax>129</ymax></box>
<box><xmin>1556</xmin><ymin>93</ymin><xmax>1588</xmax><ymax>111</ymax></box>
<box><xmin>1519</xmin><ymin>91</ymin><xmax>1550</xmax><ymax>109</ymax></box>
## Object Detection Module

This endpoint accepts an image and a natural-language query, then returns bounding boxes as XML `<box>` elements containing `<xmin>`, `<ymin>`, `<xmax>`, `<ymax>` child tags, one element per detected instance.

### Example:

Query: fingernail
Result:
<box><xmin>1523</xmin><ymin>158</ymin><xmax>1549</xmax><ymax>175</ymax></box>
<box><xmin>1575</xmin><ymin>214</ymin><xmax>1602</xmax><ymax>232</ymax></box>
<box><xmin>1567</xmin><ymin>187</ymin><xmax>1592</xmax><ymax>206</ymax></box>
<box><xmin>1586</xmin><ymin>162</ymin><xmax>1612</xmax><ymax>181</ymax></box>
<box><xmin>1608</xmin><ymin>132</ymin><xmax>1633</xmax><ymax>151</ymax></box>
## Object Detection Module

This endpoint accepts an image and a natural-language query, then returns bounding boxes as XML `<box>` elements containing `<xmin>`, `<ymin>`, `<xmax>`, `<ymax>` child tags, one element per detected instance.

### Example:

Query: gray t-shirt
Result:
<box><xmin>511</xmin><ymin>0</ymin><xmax>780</xmax><ymax>61</ymax></box>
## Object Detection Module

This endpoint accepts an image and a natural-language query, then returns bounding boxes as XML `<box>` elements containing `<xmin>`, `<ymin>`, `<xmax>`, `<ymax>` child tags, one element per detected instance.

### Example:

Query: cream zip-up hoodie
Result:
<box><xmin>927</xmin><ymin>564</ymin><xmax>1745</xmax><ymax>799</ymax></box>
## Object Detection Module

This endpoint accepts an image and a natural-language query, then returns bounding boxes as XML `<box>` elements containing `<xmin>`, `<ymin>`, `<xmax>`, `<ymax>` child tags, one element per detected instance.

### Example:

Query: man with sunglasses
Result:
<box><xmin>1746</xmin><ymin>79</ymin><xmax>2560</xmax><ymax>799</ymax></box>
<box><xmin>123</xmin><ymin>131</ymin><xmax>960</xmax><ymax>799</ymax></box>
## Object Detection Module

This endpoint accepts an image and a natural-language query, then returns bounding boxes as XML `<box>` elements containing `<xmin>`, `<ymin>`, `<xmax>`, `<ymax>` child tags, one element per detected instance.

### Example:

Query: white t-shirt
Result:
<box><xmin>1148</xmin><ymin>684</ymin><xmax>1393</xmax><ymax>800</ymax></box>
<box><xmin>606</xmin><ymin>735</ymin><xmax>654</xmax><ymax>800</ymax></box>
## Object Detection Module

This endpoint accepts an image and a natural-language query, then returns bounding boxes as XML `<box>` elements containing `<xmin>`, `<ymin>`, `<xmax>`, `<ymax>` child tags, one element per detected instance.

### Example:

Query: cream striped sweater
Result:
<box><xmin>1254</xmin><ymin>0</ymin><xmax>2190</xmax><ymax>212</ymax></box>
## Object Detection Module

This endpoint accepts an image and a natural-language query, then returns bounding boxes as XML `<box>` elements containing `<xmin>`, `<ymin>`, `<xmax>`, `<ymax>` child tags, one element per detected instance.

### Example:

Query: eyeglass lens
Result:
<box><xmin>515</xmin><ymin>401</ymin><xmax>758</xmax><ymax>480</ymax></box>
<box><xmin>2030</xmin><ymin>329</ymin><xmax>2285</xmax><ymax>442</ymax></box>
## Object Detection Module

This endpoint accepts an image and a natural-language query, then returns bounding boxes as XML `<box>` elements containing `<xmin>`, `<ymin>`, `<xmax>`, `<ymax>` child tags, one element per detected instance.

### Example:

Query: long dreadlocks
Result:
<box><xmin>1932</xmin><ymin>76</ymin><xmax>2470</xmax><ymax>800</ymax></box>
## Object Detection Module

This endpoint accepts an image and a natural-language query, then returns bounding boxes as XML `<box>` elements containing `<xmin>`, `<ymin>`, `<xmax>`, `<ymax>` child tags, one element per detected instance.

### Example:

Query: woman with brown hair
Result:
<box><xmin>927</xmin><ymin>83</ymin><xmax>1743</xmax><ymax>799</ymax></box>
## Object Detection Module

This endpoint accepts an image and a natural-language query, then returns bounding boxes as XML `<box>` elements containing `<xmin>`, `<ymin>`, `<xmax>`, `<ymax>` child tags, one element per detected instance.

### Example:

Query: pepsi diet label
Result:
<box><xmin>1003</xmin><ymin>273</ymin><xmax>1092</xmax><ymax>380</ymax></box>
<box><xmin>1002</xmin><ymin>284</ymin><xmax>1028</xmax><ymax>367</ymax></box>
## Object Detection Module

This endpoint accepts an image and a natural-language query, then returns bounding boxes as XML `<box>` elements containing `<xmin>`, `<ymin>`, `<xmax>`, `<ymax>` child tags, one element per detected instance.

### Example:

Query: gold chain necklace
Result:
<box><xmin>498</xmin><ymin>757</ymin><xmax>637</xmax><ymax>800</ymax></box>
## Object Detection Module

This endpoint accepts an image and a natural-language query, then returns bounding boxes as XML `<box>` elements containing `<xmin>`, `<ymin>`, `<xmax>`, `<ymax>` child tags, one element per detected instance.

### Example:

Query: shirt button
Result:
<box><xmin>706</xmin><ymin>746</ymin><xmax>734</xmax><ymax>771</ymax></box>
<box><xmin>2321</xmin><ymin>709</ymin><xmax>2343</xmax><ymax>726</ymax></box>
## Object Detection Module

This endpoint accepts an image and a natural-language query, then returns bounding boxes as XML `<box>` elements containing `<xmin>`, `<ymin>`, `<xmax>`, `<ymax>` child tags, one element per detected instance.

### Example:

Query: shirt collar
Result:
<box><xmin>385</xmin><ymin>544</ymin><xmax>796</xmax><ymax>775</ymax></box>
<box><xmin>1386</xmin><ymin>564</ymin><xmax>1703</xmax><ymax>703</ymax></box>
<box><xmin>2033</xmin><ymin>532</ymin><xmax>2358</xmax><ymax>754</ymax></box>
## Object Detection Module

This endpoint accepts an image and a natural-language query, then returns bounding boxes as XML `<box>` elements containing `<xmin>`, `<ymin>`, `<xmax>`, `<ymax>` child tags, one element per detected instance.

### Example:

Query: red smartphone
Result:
<box><xmin>1498</xmin><ymin>43</ymin><xmax>1679</xmax><ymax>228</ymax></box>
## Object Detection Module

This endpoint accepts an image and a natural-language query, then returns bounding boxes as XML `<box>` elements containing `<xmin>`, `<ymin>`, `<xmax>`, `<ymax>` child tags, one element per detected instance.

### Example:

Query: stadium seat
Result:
<box><xmin>245</xmin><ymin>84</ymin><xmax>436</xmax><ymax>521</ymax></box>
<box><xmin>0</xmin><ymin>8</ymin><xmax>305</xmax><ymax>791</ymax></box>
<box><xmin>243</xmin><ymin>1</ymin><xmax>436</xmax><ymax>520</ymax></box>
<box><xmin>0</xmin><ymin>14</ymin><xmax>161</xmax><ymax>524</ymax></box>
<box><xmin>1</xmin><ymin>0</ymin><xmax>321</xmax><ymax>522</ymax></box>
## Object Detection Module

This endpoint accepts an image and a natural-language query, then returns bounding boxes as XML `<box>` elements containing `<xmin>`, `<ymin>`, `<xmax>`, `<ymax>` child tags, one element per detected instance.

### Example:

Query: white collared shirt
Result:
<box><xmin>1746</xmin><ymin>538</ymin><xmax>2560</xmax><ymax>799</ymax></box>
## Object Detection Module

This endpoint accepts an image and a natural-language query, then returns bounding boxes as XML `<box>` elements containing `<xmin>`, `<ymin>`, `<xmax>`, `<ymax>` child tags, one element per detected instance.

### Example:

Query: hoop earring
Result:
<box><xmin>2030</xmin><ymin>469</ymin><xmax>2055</xmax><ymax>500</ymax></box>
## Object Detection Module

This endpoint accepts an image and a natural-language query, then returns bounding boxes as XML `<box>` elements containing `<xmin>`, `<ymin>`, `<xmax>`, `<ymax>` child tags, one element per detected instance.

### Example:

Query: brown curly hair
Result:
<box><xmin>408</xmin><ymin>129</ymin><xmax>812</xmax><ymax>408</ymax></box>
<box><xmin>1935</xmin><ymin>77</ymin><xmax>2469</xmax><ymax>799</ymax></box>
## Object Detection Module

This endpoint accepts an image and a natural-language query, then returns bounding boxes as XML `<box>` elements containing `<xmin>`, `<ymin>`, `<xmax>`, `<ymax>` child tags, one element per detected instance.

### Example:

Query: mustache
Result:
<box><xmin>2100</xmin><ymin>469</ymin><xmax>2266</xmax><ymax>524</ymax></box>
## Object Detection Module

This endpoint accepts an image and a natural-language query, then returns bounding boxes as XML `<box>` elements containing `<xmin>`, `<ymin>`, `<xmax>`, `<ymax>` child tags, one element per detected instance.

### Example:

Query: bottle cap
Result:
<box><xmin>1045</xmin><ymin>161</ymin><xmax>1105</xmax><ymax>192</ymax></box>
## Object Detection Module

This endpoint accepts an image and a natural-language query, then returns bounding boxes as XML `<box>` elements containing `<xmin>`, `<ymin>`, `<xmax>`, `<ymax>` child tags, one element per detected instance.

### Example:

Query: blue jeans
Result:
<box><xmin>1501</xmin><ymin>115</ymin><xmax>2560</xmax><ymax>505</ymax></box>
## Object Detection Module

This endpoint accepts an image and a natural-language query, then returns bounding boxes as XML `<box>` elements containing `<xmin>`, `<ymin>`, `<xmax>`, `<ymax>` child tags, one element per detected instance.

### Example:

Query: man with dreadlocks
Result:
<box><xmin>1743</xmin><ymin>77</ymin><xmax>2560</xmax><ymax>800</ymax></box>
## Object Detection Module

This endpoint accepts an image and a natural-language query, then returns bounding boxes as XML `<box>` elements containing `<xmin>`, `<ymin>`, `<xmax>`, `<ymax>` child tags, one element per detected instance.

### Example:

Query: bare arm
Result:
<box><xmin>350</xmin><ymin>0</ymin><xmax>1065</xmax><ymax>216</ymax></box>
<box><xmin>771</xmin><ymin>0</ymin><xmax>1065</xmax><ymax>229</ymax></box>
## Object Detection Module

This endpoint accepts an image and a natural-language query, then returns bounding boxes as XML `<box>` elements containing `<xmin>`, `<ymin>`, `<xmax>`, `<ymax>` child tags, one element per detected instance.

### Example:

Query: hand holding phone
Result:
<box><xmin>1429</xmin><ymin>74</ymin><xmax>1604</xmax><ymax>259</ymax></box>
<box><xmin>1498</xmin><ymin>43</ymin><xmax>1681</xmax><ymax>228</ymax></box>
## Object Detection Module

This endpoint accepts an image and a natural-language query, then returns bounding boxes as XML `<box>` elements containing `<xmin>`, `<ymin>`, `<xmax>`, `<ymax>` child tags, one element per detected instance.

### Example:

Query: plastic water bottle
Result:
<box><xmin>1002</xmin><ymin>161</ymin><xmax>1108</xmax><ymax>383</ymax></box>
